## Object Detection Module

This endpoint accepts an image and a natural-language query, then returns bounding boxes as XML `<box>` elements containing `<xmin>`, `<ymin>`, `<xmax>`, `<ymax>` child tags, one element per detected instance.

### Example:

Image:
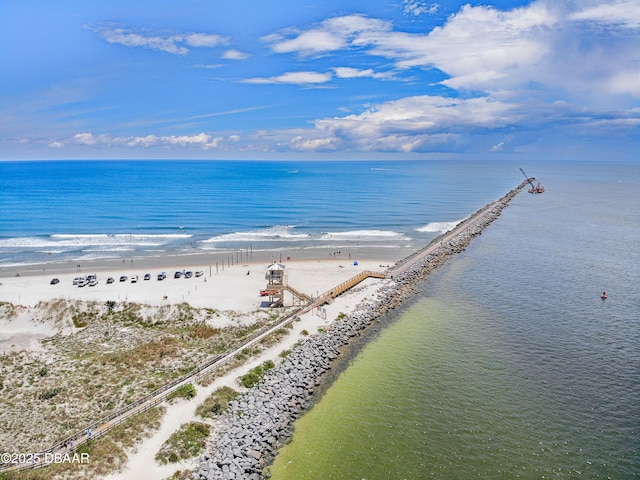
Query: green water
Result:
<box><xmin>270</xmin><ymin>292</ymin><xmax>637</xmax><ymax>479</ymax></box>
<box><xmin>270</xmin><ymin>299</ymin><xmax>553</xmax><ymax>479</ymax></box>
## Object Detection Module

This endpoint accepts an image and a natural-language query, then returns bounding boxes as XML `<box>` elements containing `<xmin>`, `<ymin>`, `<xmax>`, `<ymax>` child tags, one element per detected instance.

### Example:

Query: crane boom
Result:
<box><xmin>519</xmin><ymin>167</ymin><xmax>536</xmax><ymax>189</ymax></box>
<box><xmin>519</xmin><ymin>168</ymin><xmax>545</xmax><ymax>194</ymax></box>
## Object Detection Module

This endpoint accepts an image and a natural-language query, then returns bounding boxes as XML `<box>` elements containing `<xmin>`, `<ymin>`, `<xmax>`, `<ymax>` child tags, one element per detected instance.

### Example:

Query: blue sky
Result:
<box><xmin>1</xmin><ymin>0</ymin><xmax>639</xmax><ymax>161</ymax></box>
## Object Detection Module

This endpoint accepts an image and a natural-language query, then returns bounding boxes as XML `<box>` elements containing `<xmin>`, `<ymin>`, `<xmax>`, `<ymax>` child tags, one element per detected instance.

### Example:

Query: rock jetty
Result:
<box><xmin>192</xmin><ymin>184</ymin><xmax>524</xmax><ymax>480</ymax></box>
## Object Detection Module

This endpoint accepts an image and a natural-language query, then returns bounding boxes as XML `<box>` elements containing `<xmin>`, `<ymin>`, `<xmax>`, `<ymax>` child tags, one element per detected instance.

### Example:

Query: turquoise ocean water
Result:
<box><xmin>1</xmin><ymin>160</ymin><xmax>518</xmax><ymax>268</ymax></box>
<box><xmin>269</xmin><ymin>161</ymin><xmax>640</xmax><ymax>479</ymax></box>
<box><xmin>1</xmin><ymin>160</ymin><xmax>638</xmax><ymax>478</ymax></box>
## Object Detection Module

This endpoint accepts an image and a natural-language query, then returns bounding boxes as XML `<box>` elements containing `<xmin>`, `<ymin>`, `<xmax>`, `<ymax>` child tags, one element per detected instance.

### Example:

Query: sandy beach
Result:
<box><xmin>0</xmin><ymin>251</ymin><xmax>394</xmax><ymax>479</ymax></box>
<box><xmin>0</xmin><ymin>254</ymin><xmax>393</xmax><ymax>307</ymax></box>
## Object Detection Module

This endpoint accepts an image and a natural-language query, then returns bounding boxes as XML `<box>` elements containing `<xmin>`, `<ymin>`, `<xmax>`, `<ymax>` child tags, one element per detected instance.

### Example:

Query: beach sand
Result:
<box><xmin>0</xmin><ymin>251</ymin><xmax>395</xmax><ymax>479</ymax></box>
<box><xmin>0</xmin><ymin>252</ymin><xmax>391</xmax><ymax>312</ymax></box>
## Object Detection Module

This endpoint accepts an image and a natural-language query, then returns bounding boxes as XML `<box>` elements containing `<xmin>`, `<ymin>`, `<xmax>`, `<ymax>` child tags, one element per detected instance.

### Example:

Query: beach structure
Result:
<box><xmin>264</xmin><ymin>262</ymin><xmax>286</xmax><ymax>307</ymax></box>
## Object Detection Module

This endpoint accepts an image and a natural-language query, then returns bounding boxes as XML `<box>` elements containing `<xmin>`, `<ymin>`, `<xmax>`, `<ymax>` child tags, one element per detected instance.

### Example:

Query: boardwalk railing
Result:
<box><xmin>316</xmin><ymin>270</ymin><xmax>387</xmax><ymax>305</ymax></box>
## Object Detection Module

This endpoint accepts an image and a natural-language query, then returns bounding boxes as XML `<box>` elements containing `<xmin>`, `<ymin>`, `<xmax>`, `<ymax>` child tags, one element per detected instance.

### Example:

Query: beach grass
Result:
<box><xmin>0</xmin><ymin>406</ymin><xmax>165</xmax><ymax>480</ymax></box>
<box><xmin>155</xmin><ymin>421</ymin><xmax>211</xmax><ymax>465</ymax></box>
<box><xmin>0</xmin><ymin>298</ymin><xmax>283</xmax><ymax>454</ymax></box>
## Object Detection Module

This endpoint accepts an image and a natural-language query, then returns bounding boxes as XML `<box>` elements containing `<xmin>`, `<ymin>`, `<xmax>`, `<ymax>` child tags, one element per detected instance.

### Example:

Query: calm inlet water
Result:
<box><xmin>270</xmin><ymin>163</ymin><xmax>640</xmax><ymax>479</ymax></box>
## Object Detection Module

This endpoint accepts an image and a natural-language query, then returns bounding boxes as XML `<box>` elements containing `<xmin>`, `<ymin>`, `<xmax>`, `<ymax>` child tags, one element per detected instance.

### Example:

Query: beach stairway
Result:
<box><xmin>317</xmin><ymin>270</ymin><xmax>386</xmax><ymax>305</ymax></box>
<box><xmin>284</xmin><ymin>284</ymin><xmax>313</xmax><ymax>305</ymax></box>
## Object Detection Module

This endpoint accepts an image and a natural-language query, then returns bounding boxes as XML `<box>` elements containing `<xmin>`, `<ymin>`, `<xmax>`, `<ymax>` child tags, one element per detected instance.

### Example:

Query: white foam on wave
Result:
<box><xmin>0</xmin><ymin>233</ymin><xmax>192</xmax><ymax>249</ymax></box>
<box><xmin>51</xmin><ymin>233</ymin><xmax>192</xmax><ymax>240</ymax></box>
<box><xmin>319</xmin><ymin>230</ymin><xmax>407</xmax><ymax>241</ymax></box>
<box><xmin>415</xmin><ymin>218</ymin><xmax>465</xmax><ymax>233</ymax></box>
<box><xmin>202</xmin><ymin>226</ymin><xmax>309</xmax><ymax>243</ymax></box>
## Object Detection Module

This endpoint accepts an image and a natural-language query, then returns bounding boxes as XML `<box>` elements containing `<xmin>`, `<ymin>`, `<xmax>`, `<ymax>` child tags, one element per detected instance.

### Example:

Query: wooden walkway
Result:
<box><xmin>314</xmin><ymin>270</ymin><xmax>386</xmax><ymax>306</ymax></box>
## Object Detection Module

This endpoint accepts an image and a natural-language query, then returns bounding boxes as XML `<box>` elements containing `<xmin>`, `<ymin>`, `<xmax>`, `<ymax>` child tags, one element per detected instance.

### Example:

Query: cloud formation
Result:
<box><xmin>262</xmin><ymin>1</ymin><xmax>640</xmax><ymax>99</ymax></box>
<box><xmin>91</xmin><ymin>25</ymin><xmax>228</xmax><ymax>54</ymax></box>
<box><xmin>402</xmin><ymin>1</ymin><xmax>439</xmax><ymax>16</ymax></box>
<box><xmin>222</xmin><ymin>49</ymin><xmax>250</xmax><ymax>60</ymax></box>
<box><xmin>242</xmin><ymin>71</ymin><xmax>333</xmax><ymax>85</ymax></box>
<box><xmin>53</xmin><ymin>132</ymin><xmax>239</xmax><ymax>150</ymax></box>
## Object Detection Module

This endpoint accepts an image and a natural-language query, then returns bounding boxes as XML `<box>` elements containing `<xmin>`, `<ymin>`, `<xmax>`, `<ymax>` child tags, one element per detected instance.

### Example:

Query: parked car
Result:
<box><xmin>184</xmin><ymin>271</ymin><xmax>193</xmax><ymax>278</ymax></box>
<box><xmin>73</xmin><ymin>277</ymin><xmax>84</xmax><ymax>285</ymax></box>
<box><xmin>157</xmin><ymin>272</ymin><xmax>166</xmax><ymax>281</ymax></box>
<box><xmin>144</xmin><ymin>273</ymin><xmax>151</xmax><ymax>280</ymax></box>
<box><xmin>174</xmin><ymin>271</ymin><xmax>182</xmax><ymax>279</ymax></box>
<box><xmin>106</xmin><ymin>277</ymin><xmax>115</xmax><ymax>284</ymax></box>
<box><xmin>50</xmin><ymin>278</ymin><xmax>60</xmax><ymax>285</ymax></box>
<box><xmin>119</xmin><ymin>275</ymin><xmax>127</xmax><ymax>282</ymax></box>
<box><xmin>195</xmin><ymin>270</ymin><xmax>204</xmax><ymax>277</ymax></box>
<box><xmin>131</xmin><ymin>275</ymin><xmax>138</xmax><ymax>283</ymax></box>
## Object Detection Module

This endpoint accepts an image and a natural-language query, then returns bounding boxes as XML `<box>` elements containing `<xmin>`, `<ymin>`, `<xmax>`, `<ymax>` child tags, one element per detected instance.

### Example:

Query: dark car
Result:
<box><xmin>119</xmin><ymin>275</ymin><xmax>128</xmax><ymax>282</ymax></box>
<box><xmin>157</xmin><ymin>272</ymin><xmax>166</xmax><ymax>281</ymax></box>
<box><xmin>106</xmin><ymin>277</ymin><xmax>115</xmax><ymax>284</ymax></box>
<box><xmin>50</xmin><ymin>278</ymin><xmax>60</xmax><ymax>285</ymax></box>
<box><xmin>144</xmin><ymin>273</ymin><xmax>151</xmax><ymax>280</ymax></box>
<box><xmin>174</xmin><ymin>271</ymin><xmax>182</xmax><ymax>279</ymax></box>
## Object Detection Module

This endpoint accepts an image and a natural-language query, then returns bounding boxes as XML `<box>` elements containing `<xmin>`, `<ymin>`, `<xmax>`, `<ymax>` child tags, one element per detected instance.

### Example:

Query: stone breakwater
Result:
<box><xmin>192</xmin><ymin>185</ymin><xmax>524</xmax><ymax>480</ymax></box>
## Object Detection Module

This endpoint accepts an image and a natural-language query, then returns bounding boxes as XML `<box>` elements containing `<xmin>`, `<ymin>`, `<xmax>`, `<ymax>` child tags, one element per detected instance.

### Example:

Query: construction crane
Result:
<box><xmin>519</xmin><ymin>168</ymin><xmax>545</xmax><ymax>194</ymax></box>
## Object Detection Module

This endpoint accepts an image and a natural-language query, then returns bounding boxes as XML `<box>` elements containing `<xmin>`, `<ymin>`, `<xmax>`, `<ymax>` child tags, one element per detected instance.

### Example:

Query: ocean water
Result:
<box><xmin>269</xmin><ymin>161</ymin><xmax>640</xmax><ymax>479</ymax></box>
<box><xmin>0</xmin><ymin>160</ymin><xmax>519</xmax><ymax>269</ymax></box>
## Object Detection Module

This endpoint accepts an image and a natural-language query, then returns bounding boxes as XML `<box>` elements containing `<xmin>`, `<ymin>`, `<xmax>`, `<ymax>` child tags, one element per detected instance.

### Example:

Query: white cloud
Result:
<box><xmin>264</xmin><ymin>15</ymin><xmax>391</xmax><ymax>56</ymax></box>
<box><xmin>92</xmin><ymin>25</ymin><xmax>228</xmax><ymax>55</ymax></box>
<box><xmin>287</xmin><ymin>135</ymin><xmax>339</xmax><ymax>151</ymax></box>
<box><xmin>73</xmin><ymin>132</ymin><xmax>98</xmax><ymax>145</ymax></box>
<box><xmin>222</xmin><ymin>49</ymin><xmax>250</xmax><ymax>60</ymax></box>
<box><xmin>261</xmin><ymin>2</ymin><xmax>640</xmax><ymax>99</ymax></box>
<box><xmin>569</xmin><ymin>0</ymin><xmax>640</xmax><ymax>28</ymax></box>
<box><xmin>403</xmin><ymin>1</ymin><xmax>439</xmax><ymax>16</ymax></box>
<box><xmin>333</xmin><ymin>67</ymin><xmax>392</xmax><ymax>79</ymax></box>
<box><xmin>184</xmin><ymin>33</ymin><xmax>227</xmax><ymax>47</ymax></box>
<box><xmin>490</xmin><ymin>141</ymin><xmax>505</xmax><ymax>152</ymax></box>
<box><xmin>285</xmin><ymin>94</ymin><xmax>517</xmax><ymax>152</ymax></box>
<box><xmin>243</xmin><ymin>71</ymin><xmax>332</xmax><ymax>85</ymax></box>
<box><xmin>609</xmin><ymin>70</ymin><xmax>640</xmax><ymax>97</ymax></box>
<box><xmin>66</xmin><ymin>132</ymin><xmax>235</xmax><ymax>150</ymax></box>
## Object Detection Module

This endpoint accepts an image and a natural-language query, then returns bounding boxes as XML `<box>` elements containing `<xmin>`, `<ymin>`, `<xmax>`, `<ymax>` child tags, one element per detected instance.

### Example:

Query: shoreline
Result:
<box><xmin>0</xmin><ymin>245</ymin><xmax>416</xmax><ymax>279</ymax></box>
<box><xmin>192</xmin><ymin>183</ymin><xmax>525</xmax><ymax>479</ymax></box>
